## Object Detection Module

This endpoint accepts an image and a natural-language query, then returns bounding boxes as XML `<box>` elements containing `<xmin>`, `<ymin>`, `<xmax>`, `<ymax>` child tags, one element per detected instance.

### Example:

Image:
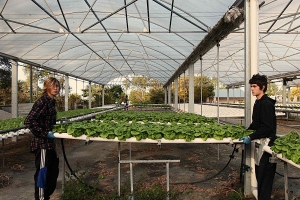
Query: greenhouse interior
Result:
<box><xmin>0</xmin><ymin>0</ymin><xmax>300</xmax><ymax>199</ymax></box>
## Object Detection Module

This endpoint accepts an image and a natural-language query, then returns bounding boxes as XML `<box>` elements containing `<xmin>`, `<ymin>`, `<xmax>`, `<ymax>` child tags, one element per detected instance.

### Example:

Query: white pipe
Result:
<box><xmin>54</xmin><ymin>133</ymin><xmax>244</xmax><ymax>144</ymax></box>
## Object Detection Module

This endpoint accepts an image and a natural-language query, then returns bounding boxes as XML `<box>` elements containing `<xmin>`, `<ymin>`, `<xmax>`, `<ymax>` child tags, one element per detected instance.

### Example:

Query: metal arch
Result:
<box><xmin>100</xmin><ymin>39</ymin><xmax>181</xmax><ymax>69</ymax></box>
<box><xmin>134</xmin><ymin>32</ymin><xmax>178</xmax><ymax>78</ymax></box>
<box><xmin>259</xmin><ymin>11</ymin><xmax>300</xmax><ymax>27</ymax></box>
<box><xmin>135</xmin><ymin>33</ymin><xmax>151</xmax><ymax>78</ymax></box>
<box><xmin>102</xmin><ymin>43</ymin><xmax>179</xmax><ymax>71</ymax></box>
<box><xmin>0</xmin><ymin>0</ymin><xmax>8</xmax><ymax>14</ymax></box>
<box><xmin>132</xmin><ymin>1</ymin><xmax>148</xmax><ymax>32</ymax></box>
<box><xmin>133</xmin><ymin>61</ymin><xmax>173</xmax><ymax>79</ymax></box>
<box><xmin>261</xmin><ymin>40</ymin><xmax>300</xmax><ymax>57</ymax></box>
<box><xmin>139</xmin><ymin>33</ymin><xmax>186</xmax><ymax>59</ymax></box>
<box><xmin>21</xmin><ymin>35</ymin><xmax>63</xmax><ymax>59</ymax></box>
<box><xmin>259</xmin><ymin>51</ymin><xmax>300</xmax><ymax>67</ymax></box>
<box><xmin>91</xmin><ymin>62</ymin><xmax>109</xmax><ymax>82</ymax></box>
<box><xmin>44</xmin><ymin>39</ymin><xmax>175</xmax><ymax>83</ymax></box>
<box><xmin>81</xmin><ymin>0</ymin><xmax>138</xmax><ymax>33</ymax></box>
<box><xmin>82</xmin><ymin>11</ymin><xmax>199</xmax><ymax>46</ymax></box>
<box><xmin>43</xmin><ymin>46</ymin><xmax>96</xmax><ymax>71</ymax></box>
<box><xmin>1</xmin><ymin>0</ymin><xmax>15</xmax><ymax>33</ymax></box>
<box><xmin>204</xmin><ymin>37</ymin><xmax>300</xmax><ymax>76</ymax></box>
<box><xmin>76</xmin><ymin>0</ymin><xmax>97</xmax><ymax>31</ymax></box>
<box><xmin>262</xmin><ymin>14</ymin><xmax>300</xmax><ymax>40</ymax></box>
<box><xmin>285</xmin><ymin>60</ymin><xmax>300</xmax><ymax>71</ymax></box>
<box><xmin>152</xmin><ymin>0</ymin><xmax>208</xmax><ymax>32</ymax></box>
<box><xmin>168</xmin><ymin>0</ymin><xmax>174</xmax><ymax>33</ymax></box>
<box><xmin>286</xmin><ymin>4</ymin><xmax>300</xmax><ymax>33</ymax></box>
<box><xmin>146</xmin><ymin>0</ymin><xmax>150</xmax><ymax>33</ymax></box>
<box><xmin>225</xmin><ymin>51</ymin><xmax>243</xmax><ymax>72</ymax></box>
<box><xmin>0</xmin><ymin>51</ymin><xmax>101</xmax><ymax>85</ymax></box>
<box><xmin>31</xmin><ymin>0</ymin><xmax>130</xmax><ymax>82</ymax></box>
<box><xmin>201</xmin><ymin>47</ymin><xmax>244</xmax><ymax>74</ymax></box>
<box><xmin>159</xmin><ymin>0</ymin><xmax>210</xmax><ymax>30</ymax></box>
<box><xmin>84</xmin><ymin>0</ymin><xmax>135</xmax><ymax>75</ymax></box>
<box><xmin>0</xmin><ymin>17</ymin><xmax>59</xmax><ymax>33</ymax></box>
<box><xmin>266</xmin><ymin>0</ymin><xmax>294</xmax><ymax>33</ymax></box>
<box><xmin>124</xmin><ymin>0</ymin><xmax>129</xmax><ymax>33</ymax></box>
<box><xmin>0</xmin><ymin>13</ymin><xmax>15</xmax><ymax>33</ymax></box>
<box><xmin>106</xmin><ymin>6</ymin><xmax>206</xmax><ymax>46</ymax></box>
<box><xmin>57</xmin><ymin>33</ymin><xmax>70</xmax><ymax>61</ymax></box>
<box><xmin>264</xmin><ymin>53</ymin><xmax>281</xmax><ymax>74</ymax></box>
<box><xmin>124</xmin><ymin>13</ymin><xmax>198</xmax><ymax>46</ymax></box>
<box><xmin>234</xmin><ymin>11</ymin><xmax>300</xmax><ymax>33</ymax></box>
<box><xmin>57</xmin><ymin>0</ymin><xmax>69</xmax><ymax>30</ymax></box>
<box><xmin>64</xmin><ymin>57</ymin><xmax>106</xmax><ymax>73</ymax></box>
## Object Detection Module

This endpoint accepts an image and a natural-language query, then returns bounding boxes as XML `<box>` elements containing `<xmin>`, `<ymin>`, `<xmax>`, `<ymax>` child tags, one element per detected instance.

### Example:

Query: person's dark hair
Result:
<box><xmin>249</xmin><ymin>73</ymin><xmax>268</xmax><ymax>92</ymax></box>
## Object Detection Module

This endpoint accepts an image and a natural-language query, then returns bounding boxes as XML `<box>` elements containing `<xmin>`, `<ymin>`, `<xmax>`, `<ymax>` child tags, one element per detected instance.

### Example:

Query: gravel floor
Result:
<box><xmin>0</xmin><ymin>107</ymin><xmax>299</xmax><ymax>200</ymax></box>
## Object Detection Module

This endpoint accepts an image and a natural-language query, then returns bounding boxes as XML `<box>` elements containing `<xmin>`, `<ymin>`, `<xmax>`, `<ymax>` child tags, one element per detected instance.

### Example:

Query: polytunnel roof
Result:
<box><xmin>0</xmin><ymin>0</ymin><xmax>299</xmax><ymax>86</ymax></box>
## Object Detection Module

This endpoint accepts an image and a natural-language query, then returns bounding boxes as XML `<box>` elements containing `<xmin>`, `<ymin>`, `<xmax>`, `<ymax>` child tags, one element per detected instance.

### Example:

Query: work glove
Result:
<box><xmin>47</xmin><ymin>131</ymin><xmax>56</xmax><ymax>139</ymax></box>
<box><xmin>239</xmin><ymin>136</ymin><xmax>251</xmax><ymax>145</ymax></box>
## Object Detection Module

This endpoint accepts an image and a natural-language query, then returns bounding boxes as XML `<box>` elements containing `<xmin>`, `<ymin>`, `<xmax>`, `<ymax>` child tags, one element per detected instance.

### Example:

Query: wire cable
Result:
<box><xmin>172</xmin><ymin>144</ymin><xmax>238</xmax><ymax>184</ymax></box>
<box><xmin>275</xmin><ymin>171</ymin><xmax>300</xmax><ymax>179</ymax></box>
<box><xmin>60</xmin><ymin>138</ymin><xmax>104</xmax><ymax>192</ymax></box>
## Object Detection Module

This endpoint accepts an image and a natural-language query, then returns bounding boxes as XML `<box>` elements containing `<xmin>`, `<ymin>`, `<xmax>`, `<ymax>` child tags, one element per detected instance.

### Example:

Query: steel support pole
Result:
<box><xmin>183</xmin><ymin>72</ymin><xmax>186</xmax><ymax>112</ymax></box>
<box><xmin>30</xmin><ymin>66</ymin><xmax>33</xmax><ymax>103</ymax></box>
<box><xmin>65</xmin><ymin>76</ymin><xmax>69</xmax><ymax>111</ymax></box>
<box><xmin>217</xmin><ymin>42</ymin><xmax>220</xmax><ymax>160</ymax></box>
<box><xmin>102</xmin><ymin>85</ymin><xmax>105</xmax><ymax>107</ymax></box>
<box><xmin>216</xmin><ymin>42</ymin><xmax>220</xmax><ymax>122</ymax></box>
<box><xmin>2</xmin><ymin>140</ymin><xmax>4</xmax><ymax>167</ymax></box>
<box><xmin>88</xmin><ymin>82</ymin><xmax>92</xmax><ymax>109</ymax></box>
<box><xmin>118</xmin><ymin>142</ymin><xmax>121</xmax><ymax>196</ymax></box>
<box><xmin>188</xmin><ymin>63</ymin><xmax>194</xmax><ymax>113</ymax></box>
<box><xmin>61</xmin><ymin>139</ymin><xmax>65</xmax><ymax>193</ymax></box>
<box><xmin>166</xmin><ymin>162</ymin><xmax>170</xmax><ymax>200</ymax></box>
<box><xmin>130</xmin><ymin>162</ymin><xmax>134</xmax><ymax>200</ymax></box>
<box><xmin>174</xmin><ymin>78</ymin><xmax>178</xmax><ymax>109</ymax></box>
<box><xmin>178</xmin><ymin>75</ymin><xmax>180</xmax><ymax>110</ymax></box>
<box><xmin>244</xmin><ymin>0</ymin><xmax>259</xmax><ymax>198</ymax></box>
<box><xmin>284</xmin><ymin>162</ymin><xmax>289</xmax><ymax>200</ymax></box>
<box><xmin>168</xmin><ymin>85</ymin><xmax>171</xmax><ymax>105</ymax></box>
<box><xmin>11</xmin><ymin>60</ymin><xmax>18</xmax><ymax>118</ymax></box>
<box><xmin>282</xmin><ymin>83</ymin><xmax>287</xmax><ymax>106</ymax></box>
<box><xmin>200</xmin><ymin>56</ymin><xmax>203</xmax><ymax>115</ymax></box>
<box><xmin>164</xmin><ymin>87</ymin><xmax>167</xmax><ymax>104</ymax></box>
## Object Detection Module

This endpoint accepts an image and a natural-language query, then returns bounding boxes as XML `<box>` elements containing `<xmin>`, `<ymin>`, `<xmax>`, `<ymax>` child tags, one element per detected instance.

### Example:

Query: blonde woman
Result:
<box><xmin>25</xmin><ymin>77</ymin><xmax>60</xmax><ymax>200</ymax></box>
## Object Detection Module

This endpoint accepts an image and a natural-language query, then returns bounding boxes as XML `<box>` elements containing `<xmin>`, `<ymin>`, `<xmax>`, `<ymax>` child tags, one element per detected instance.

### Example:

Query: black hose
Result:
<box><xmin>275</xmin><ymin>171</ymin><xmax>300</xmax><ymax>179</ymax></box>
<box><xmin>60</xmin><ymin>138</ymin><xmax>104</xmax><ymax>192</ymax></box>
<box><xmin>172</xmin><ymin>144</ymin><xmax>238</xmax><ymax>184</ymax></box>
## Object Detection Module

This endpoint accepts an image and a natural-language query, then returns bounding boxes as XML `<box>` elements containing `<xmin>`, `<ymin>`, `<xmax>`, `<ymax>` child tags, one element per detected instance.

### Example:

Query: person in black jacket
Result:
<box><xmin>25</xmin><ymin>77</ymin><xmax>60</xmax><ymax>200</ymax></box>
<box><xmin>239</xmin><ymin>73</ymin><xmax>277</xmax><ymax>200</ymax></box>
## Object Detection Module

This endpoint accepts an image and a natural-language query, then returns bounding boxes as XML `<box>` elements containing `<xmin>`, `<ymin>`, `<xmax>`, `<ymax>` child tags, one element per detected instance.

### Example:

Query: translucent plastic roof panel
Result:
<box><xmin>0</xmin><ymin>0</ymin><xmax>299</xmax><ymax>86</ymax></box>
<box><xmin>194</xmin><ymin>0</ymin><xmax>300</xmax><ymax>86</ymax></box>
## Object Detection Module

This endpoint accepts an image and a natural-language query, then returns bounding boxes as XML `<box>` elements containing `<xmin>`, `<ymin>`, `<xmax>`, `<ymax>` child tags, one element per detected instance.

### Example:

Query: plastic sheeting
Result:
<box><xmin>0</xmin><ymin>0</ymin><xmax>299</xmax><ymax>86</ymax></box>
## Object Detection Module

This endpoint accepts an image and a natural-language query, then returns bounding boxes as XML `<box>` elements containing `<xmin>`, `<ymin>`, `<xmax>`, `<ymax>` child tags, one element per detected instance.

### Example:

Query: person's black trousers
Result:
<box><xmin>34</xmin><ymin>149</ymin><xmax>59</xmax><ymax>200</ymax></box>
<box><xmin>255</xmin><ymin>152</ymin><xmax>277</xmax><ymax>200</ymax></box>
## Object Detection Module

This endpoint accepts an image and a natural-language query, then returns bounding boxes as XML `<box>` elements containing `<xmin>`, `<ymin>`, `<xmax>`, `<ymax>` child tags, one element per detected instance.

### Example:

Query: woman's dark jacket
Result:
<box><xmin>24</xmin><ymin>93</ymin><xmax>57</xmax><ymax>153</ymax></box>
